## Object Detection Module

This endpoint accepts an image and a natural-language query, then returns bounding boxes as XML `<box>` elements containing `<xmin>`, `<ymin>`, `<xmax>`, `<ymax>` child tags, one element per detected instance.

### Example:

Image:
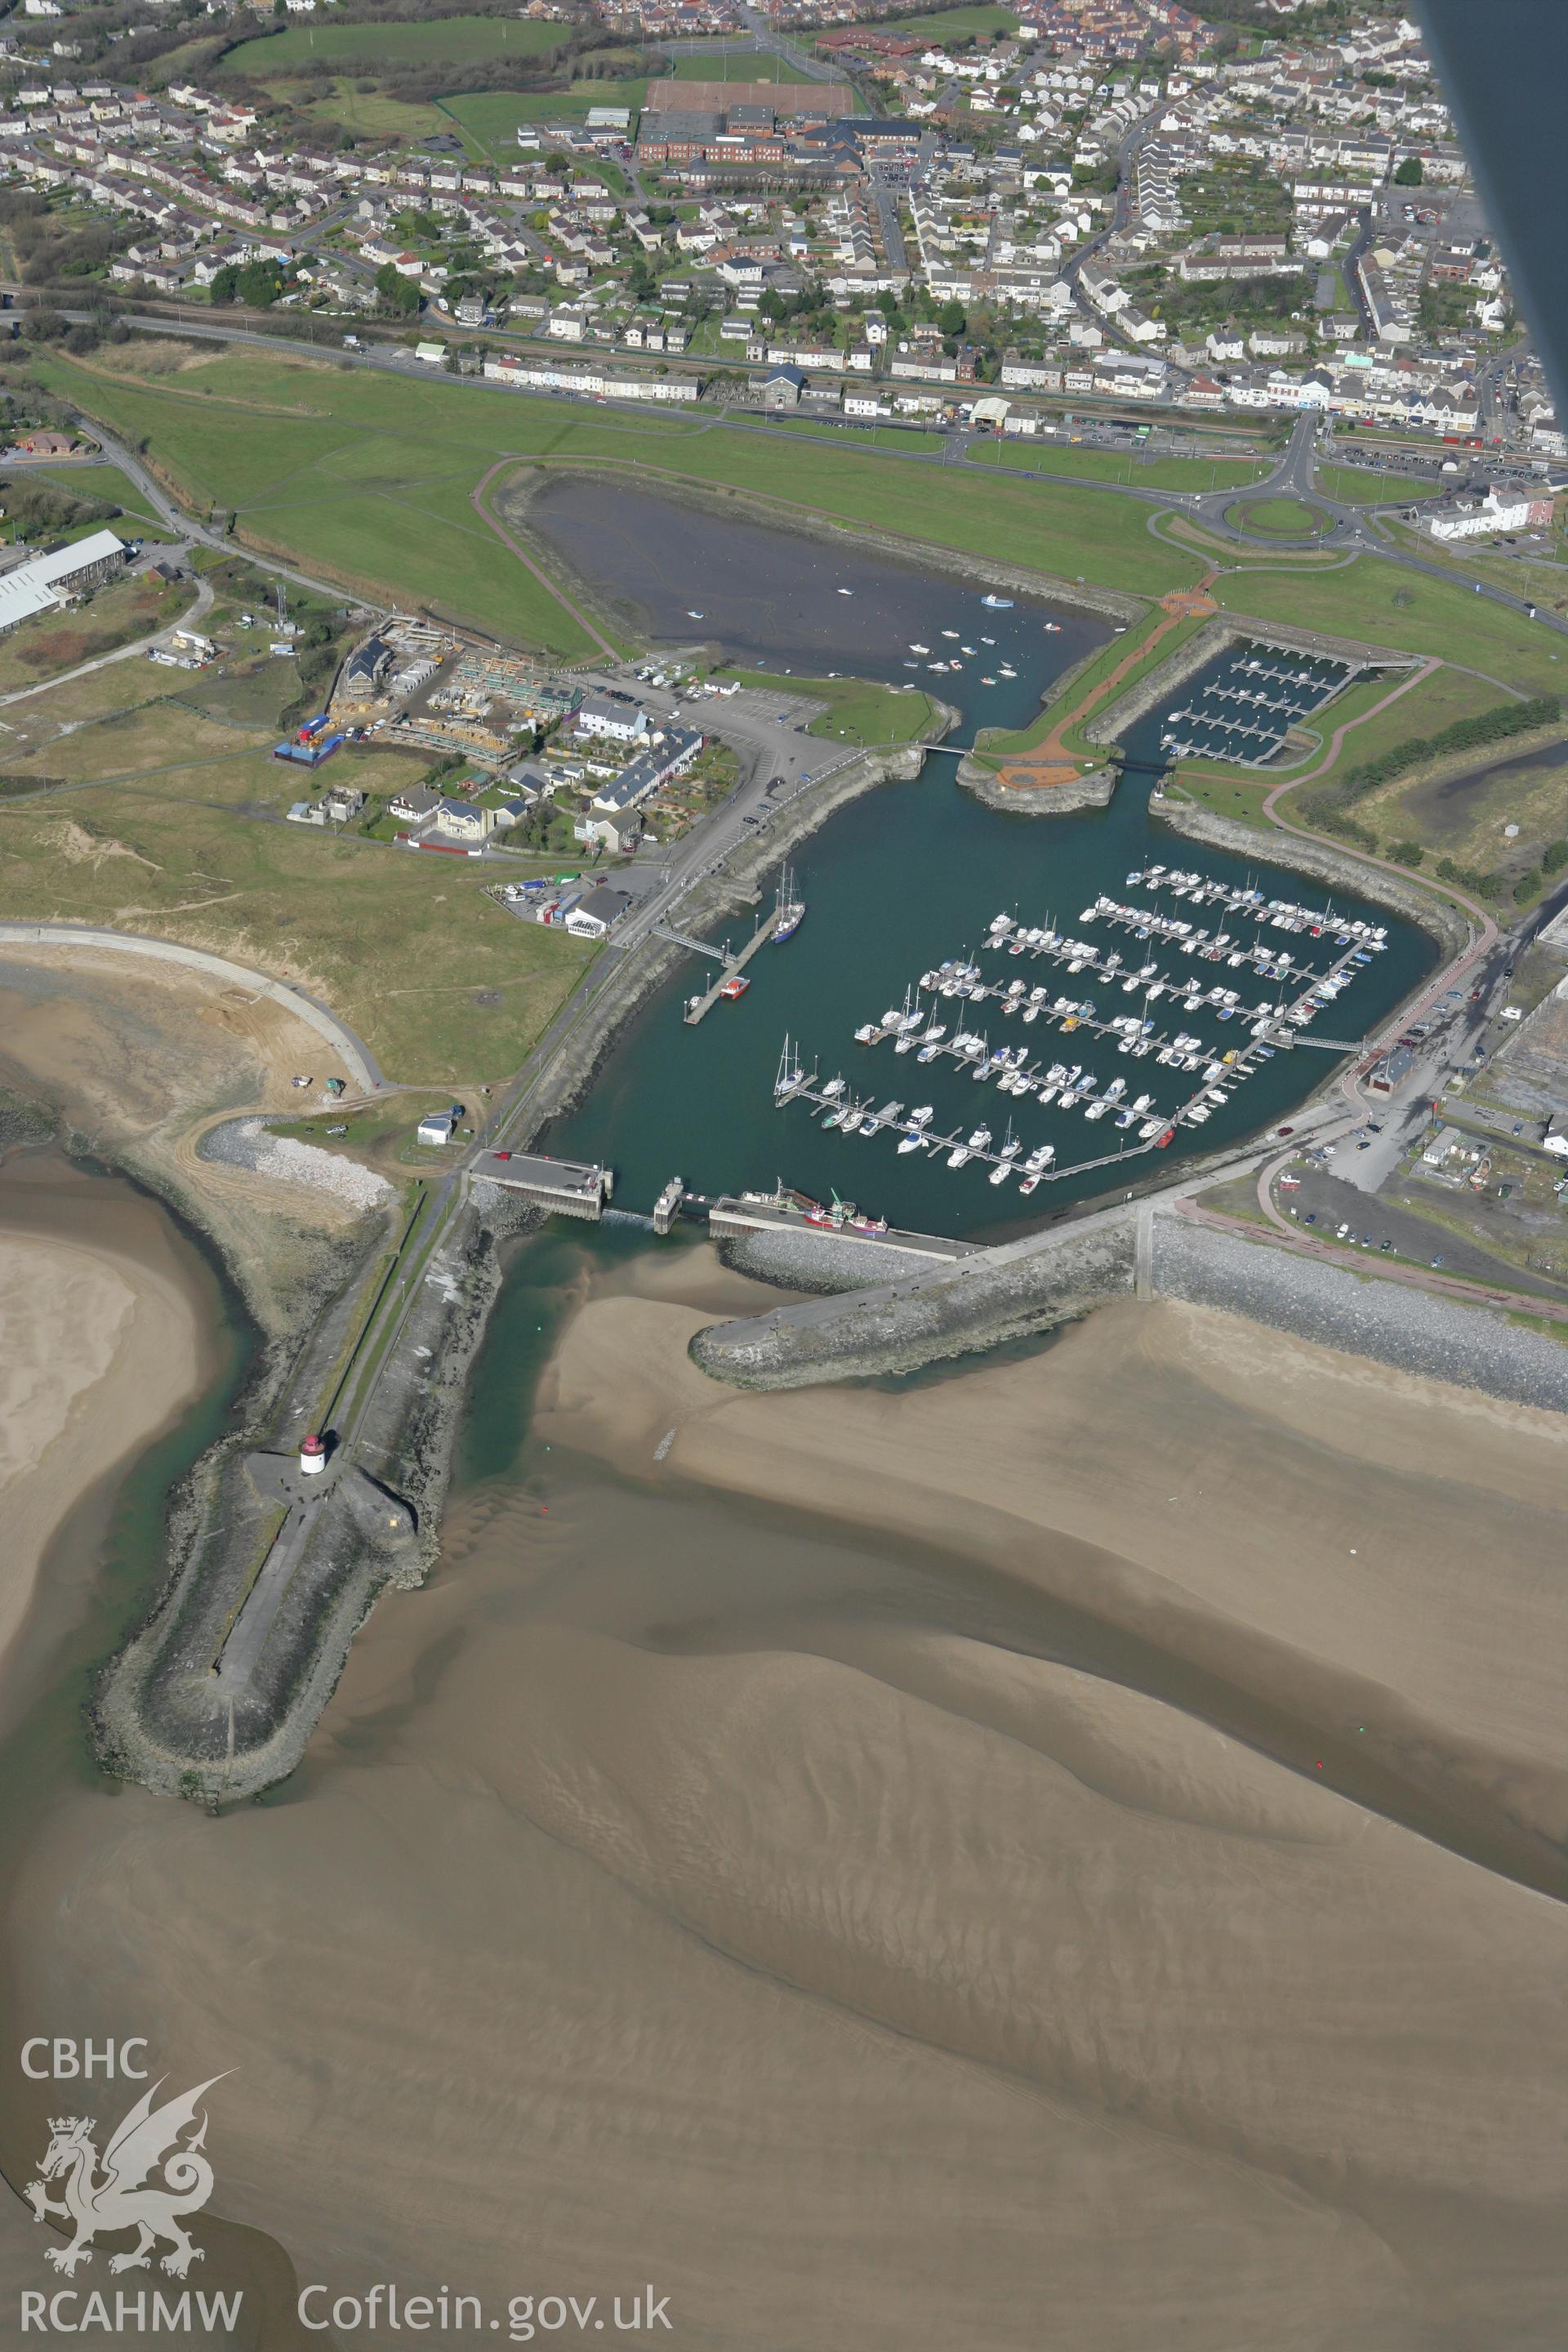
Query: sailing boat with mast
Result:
<box><xmin>773</xmin><ymin>860</ymin><xmax>805</xmax><ymax>942</ymax></box>
<box><xmin>773</xmin><ymin>1036</ymin><xmax>808</xmax><ymax>1100</ymax></box>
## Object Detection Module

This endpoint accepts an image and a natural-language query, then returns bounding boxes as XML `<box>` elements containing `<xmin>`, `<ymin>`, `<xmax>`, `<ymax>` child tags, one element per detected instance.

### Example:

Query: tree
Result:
<box><xmin>237</xmin><ymin>258</ymin><xmax>283</xmax><ymax>308</ymax></box>
<box><xmin>1394</xmin><ymin>155</ymin><xmax>1423</xmax><ymax>185</ymax></box>
<box><xmin>937</xmin><ymin>298</ymin><xmax>967</xmax><ymax>337</ymax></box>
<box><xmin>375</xmin><ymin>262</ymin><xmax>420</xmax><ymax>318</ymax></box>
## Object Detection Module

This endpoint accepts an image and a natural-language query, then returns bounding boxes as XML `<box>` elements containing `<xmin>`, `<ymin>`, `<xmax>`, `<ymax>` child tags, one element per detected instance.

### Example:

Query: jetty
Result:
<box><xmin>470</xmin><ymin>1150</ymin><xmax>609</xmax><ymax>1218</ymax></box>
<box><xmin>710</xmin><ymin>1192</ymin><xmax>977</xmax><ymax>1261</ymax></box>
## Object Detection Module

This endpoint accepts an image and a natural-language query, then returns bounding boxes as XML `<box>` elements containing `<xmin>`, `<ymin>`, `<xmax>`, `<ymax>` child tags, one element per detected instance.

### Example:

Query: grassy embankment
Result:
<box><xmin>716</xmin><ymin>667</ymin><xmax>938</xmax><ymax>747</ymax></box>
<box><xmin>37</xmin><ymin>345</ymin><xmax>1198</xmax><ymax>658</ymax></box>
<box><xmin>975</xmin><ymin>607</ymin><xmax>1213</xmax><ymax>766</ymax></box>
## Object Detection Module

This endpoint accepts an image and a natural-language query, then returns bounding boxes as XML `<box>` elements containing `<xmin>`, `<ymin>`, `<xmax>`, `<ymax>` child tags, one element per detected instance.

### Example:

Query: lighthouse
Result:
<box><xmin>300</xmin><ymin>1433</ymin><xmax>327</xmax><ymax>1477</ymax></box>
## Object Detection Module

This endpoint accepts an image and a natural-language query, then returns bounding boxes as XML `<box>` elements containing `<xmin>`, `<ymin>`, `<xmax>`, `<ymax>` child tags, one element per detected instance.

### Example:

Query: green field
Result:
<box><xmin>38</xmin><ymin>347</ymin><xmax>1199</xmax><ymax>657</ymax></box>
<box><xmin>34</xmin><ymin>345</ymin><xmax>1566</xmax><ymax>725</ymax></box>
<box><xmin>437</xmin><ymin>79</ymin><xmax>647</xmax><ymax>145</ymax></box>
<box><xmin>0</xmin><ymin>784</ymin><xmax>593</xmax><ymax>1080</ymax></box>
<box><xmin>667</xmin><ymin>51</ymin><xmax>820</xmax><ymax>81</ymax></box>
<box><xmin>0</xmin><ymin>610</ymin><xmax>596</xmax><ymax>1080</ymax></box>
<box><xmin>844</xmin><ymin>5</ymin><xmax>1018</xmax><ymax>41</ymax></box>
<box><xmin>752</xmin><ymin>416</ymin><xmax>946</xmax><ymax>455</ymax></box>
<box><xmin>24</xmin><ymin>461</ymin><xmax>173</xmax><ymax>533</ymax></box>
<box><xmin>1218</xmin><ymin>560</ymin><xmax>1568</xmax><ymax>697</ymax></box>
<box><xmin>1162</xmin><ymin>774</ymin><xmax>1272</xmax><ymax>826</ymax></box>
<box><xmin>1316</xmin><ymin>665</ymin><xmax>1519</xmax><ymax>776</ymax></box>
<box><xmin>1316</xmin><ymin>462</ymin><xmax>1442</xmax><ymax>505</ymax></box>
<box><xmin>295</xmin><ymin>80</ymin><xmax>474</xmax><ymax>146</ymax></box>
<box><xmin>1233</xmin><ymin>497</ymin><xmax>1328</xmax><ymax>537</ymax></box>
<box><xmin>224</xmin><ymin>16</ymin><xmax>568</xmax><ymax>72</ymax></box>
<box><xmin>969</xmin><ymin>441</ymin><xmax>1270</xmax><ymax>492</ymax></box>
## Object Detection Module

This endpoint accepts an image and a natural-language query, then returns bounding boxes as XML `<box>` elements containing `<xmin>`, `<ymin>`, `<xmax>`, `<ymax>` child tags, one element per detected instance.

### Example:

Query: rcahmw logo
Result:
<box><xmin>18</xmin><ymin>2042</ymin><xmax>242</xmax><ymax>2336</ymax></box>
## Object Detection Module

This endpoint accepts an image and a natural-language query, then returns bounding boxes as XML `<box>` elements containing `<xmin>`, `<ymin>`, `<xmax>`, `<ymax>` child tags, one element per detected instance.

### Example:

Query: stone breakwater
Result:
<box><xmin>1153</xmin><ymin>797</ymin><xmax>1471</xmax><ymax>961</ymax></box>
<box><xmin>95</xmin><ymin>1200</ymin><xmax>518</xmax><ymax>1804</ymax></box>
<box><xmin>201</xmin><ymin>1116</ymin><xmax>394</xmax><ymax>1212</ymax></box>
<box><xmin>693</xmin><ymin>1200</ymin><xmax>1138</xmax><ymax>1388</ymax></box>
<box><xmin>693</xmin><ymin>1199</ymin><xmax>1568</xmax><ymax>1414</ymax></box>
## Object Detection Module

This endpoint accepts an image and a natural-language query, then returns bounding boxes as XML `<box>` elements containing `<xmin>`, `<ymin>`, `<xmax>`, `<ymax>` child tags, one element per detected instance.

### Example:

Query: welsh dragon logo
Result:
<box><xmin>25</xmin><ymin>2075</ymin><xmax>229</xmax><ymax>2279</ymax></box>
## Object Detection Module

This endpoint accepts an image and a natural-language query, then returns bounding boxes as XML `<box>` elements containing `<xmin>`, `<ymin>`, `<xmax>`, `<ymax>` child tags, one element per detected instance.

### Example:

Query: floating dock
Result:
<box><xmin>652</xmin><ymin>904</ymin><xmax>786</xmax><ymax>1024</ymax></box>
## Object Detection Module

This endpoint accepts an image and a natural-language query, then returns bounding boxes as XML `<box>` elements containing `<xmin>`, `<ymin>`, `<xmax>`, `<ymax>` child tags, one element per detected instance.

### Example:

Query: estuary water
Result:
<box><xmin>532</xmin><ymin>479</ymin><xmax>1436</xmax><ymax>1236</ymax></box>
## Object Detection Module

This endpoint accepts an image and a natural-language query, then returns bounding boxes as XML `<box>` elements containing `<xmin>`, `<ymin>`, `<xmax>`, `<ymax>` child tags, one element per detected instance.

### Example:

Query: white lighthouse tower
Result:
<box><xmin>300</xmin><ymin>1433</ymin><xmax>327</xmax><ymax>1477</ymax></box>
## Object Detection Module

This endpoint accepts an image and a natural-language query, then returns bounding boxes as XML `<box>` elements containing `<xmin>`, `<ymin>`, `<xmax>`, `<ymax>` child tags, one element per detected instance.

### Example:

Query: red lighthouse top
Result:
<box><xmin>301</xmin><ymin>1434</ymin><xmax>326</xmax><ymax>1457</ymax></box>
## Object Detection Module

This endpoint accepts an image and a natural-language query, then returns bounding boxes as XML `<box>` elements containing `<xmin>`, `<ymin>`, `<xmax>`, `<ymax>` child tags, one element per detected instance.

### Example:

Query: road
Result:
<box><xmin>868</xmin><ymin>163</ymin><xmax>908</xmax><ymax>278</ymax></box>
<box><xmin>731</xmin><ymin>10</ymin><xmax>859</xmax><ymax>89</ymax></box>
<box><xmin>0</xmin><ymin>922</ymin><xmax>385</xmax><ymax>1089</ymax></box>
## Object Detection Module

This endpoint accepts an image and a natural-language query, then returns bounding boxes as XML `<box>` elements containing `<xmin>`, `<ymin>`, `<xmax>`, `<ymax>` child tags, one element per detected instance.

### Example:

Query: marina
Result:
<box><xmin>1156</xmin><ymin>648</ymin><xmax>1363</xmax><ymax>768</ymax></box>
<box><xmin>770</xmin><ymin>878</ymin><xmax>1383</xmax><ymax>1195</ymax></box>
<box><xmin>537</xmin><ymin>477</ymin><xmax>1436</xmax><ymax>1239</ymax></box>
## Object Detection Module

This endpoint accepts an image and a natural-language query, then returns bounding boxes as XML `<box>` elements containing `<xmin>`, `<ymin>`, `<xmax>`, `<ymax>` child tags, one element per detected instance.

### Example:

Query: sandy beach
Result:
<box><xmin>0</xmin><ymin>1163</ymin><xmax>207</xmax><ymax>1684</ymax></box>
<box><xmin>3</xmin><ymin>1232</ymin><xmax>1567</xmax><ymax>2351</ymax></box>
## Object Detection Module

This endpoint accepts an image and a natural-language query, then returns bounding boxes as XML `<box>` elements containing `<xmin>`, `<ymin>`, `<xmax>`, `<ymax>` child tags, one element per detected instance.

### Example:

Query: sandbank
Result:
<box><xmin>0</xmin><ymin>1180</ymin><xmax>207</xmax><ymax>1685</ymax></box>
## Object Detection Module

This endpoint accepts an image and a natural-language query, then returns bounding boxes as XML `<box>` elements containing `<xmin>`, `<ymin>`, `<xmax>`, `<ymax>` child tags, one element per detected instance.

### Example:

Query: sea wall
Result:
<box><xmin>1152</xmin><ymin>1214</ymin><xmax>1568</xmax><ymax>1414</ymax></box>
<box><xmin>1152</xmin><ymin>795</ymin><xmax>1472</xmax><ymax>960</ymax></box>
<box><xmin>693</xmin><ymin>1198</ymin><xmax>1568</xmax><ymax>1414</ymax></box>
<box><xmin>692</xmin><ymin>1200</ymin><xmax>1138</xmax><ymax>1387</ymax></box>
